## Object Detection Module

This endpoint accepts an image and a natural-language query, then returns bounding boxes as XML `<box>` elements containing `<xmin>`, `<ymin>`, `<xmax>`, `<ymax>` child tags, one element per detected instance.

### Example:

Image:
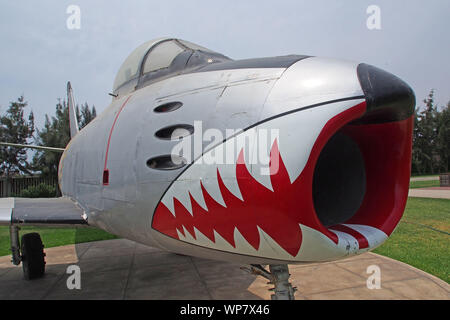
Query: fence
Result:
<box><xmin>0</xmin><ymin>176</ymin><xmax>59</xmax><ymax>197</ymax></box>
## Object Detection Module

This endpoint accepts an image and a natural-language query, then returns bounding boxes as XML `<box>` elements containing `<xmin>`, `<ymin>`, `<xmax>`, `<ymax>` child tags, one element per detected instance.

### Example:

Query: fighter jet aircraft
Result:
<box><xmin>0</xmin><ymin>38</ymin><xmax>415</xmax><ymax>299</ymax></box>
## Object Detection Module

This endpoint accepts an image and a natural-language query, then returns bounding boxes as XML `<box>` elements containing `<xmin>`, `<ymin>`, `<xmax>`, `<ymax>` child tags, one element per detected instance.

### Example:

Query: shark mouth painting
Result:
<box><xmin>152</xmin><ymin>99</ymin><xmax>413</xmax><ymax>262</ymax></box>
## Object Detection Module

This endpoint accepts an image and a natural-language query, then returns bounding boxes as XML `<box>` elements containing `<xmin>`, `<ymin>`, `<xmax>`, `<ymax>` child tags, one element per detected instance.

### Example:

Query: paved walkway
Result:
<box><xmin>409</xmin><ymin>187</ymin><xmax>450</xmax><ymax>199</ymax></box>
<box><xmin>410</xmin><ymin>176</ymin><xmax>439</xmax><ymax>182</ymax></box>
<box><xmin>0</xmin><ymin>239</ymin><xmax>448</xmax><ymax>300</ymax></box>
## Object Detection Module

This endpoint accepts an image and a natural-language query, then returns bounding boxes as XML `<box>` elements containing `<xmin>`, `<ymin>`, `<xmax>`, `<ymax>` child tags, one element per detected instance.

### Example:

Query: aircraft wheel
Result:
<box><xmin>21</xmin><ymin>233</ymin><xmax>46</xmax><ymax>280</ymax></box>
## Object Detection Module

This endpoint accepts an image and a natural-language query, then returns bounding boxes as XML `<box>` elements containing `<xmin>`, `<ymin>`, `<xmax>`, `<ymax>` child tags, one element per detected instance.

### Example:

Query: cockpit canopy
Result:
<box><xmin>112</xmin><ymin>38</ymin><xmax>230</xmax><ymax>96</ymax></box>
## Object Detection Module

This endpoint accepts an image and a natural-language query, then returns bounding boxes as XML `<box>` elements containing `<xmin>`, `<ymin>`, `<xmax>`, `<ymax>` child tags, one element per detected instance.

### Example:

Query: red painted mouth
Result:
<box><xmin>152</xmin><ymin>101</ymin><xmax>413</xmax><ymax>258</ymax></box>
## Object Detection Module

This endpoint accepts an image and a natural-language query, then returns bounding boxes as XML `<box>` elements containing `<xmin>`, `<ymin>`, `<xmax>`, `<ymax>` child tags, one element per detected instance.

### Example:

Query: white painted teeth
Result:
<box><xmin>160</xmin><ymin>127</ymin><xmax>260</xmax><ymax>215</ymax></box>
<box><xmin>161</xmin><ymin>183</ymin><xmax>193</xmax><ymax>215</ymax></box>
<box><xmin>173</xmin><ymin>222</ymin><xmax>385</xmax><ymax>262</ymax></box>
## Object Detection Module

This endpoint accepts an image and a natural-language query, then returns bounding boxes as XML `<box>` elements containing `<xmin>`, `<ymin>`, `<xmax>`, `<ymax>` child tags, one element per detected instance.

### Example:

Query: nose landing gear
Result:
<box><xmin>242</xmin><ymin>264</ymin><xmax>297</xmax><ymax>300</ymax></box>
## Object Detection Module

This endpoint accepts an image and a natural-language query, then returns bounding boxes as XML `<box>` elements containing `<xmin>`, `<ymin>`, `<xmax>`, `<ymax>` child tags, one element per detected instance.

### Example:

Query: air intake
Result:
<box><xmin>153</xmin><ymin>101</ymin><xmax>183</xmax><ymax>113</ymax></box>
<box><xmin>147</xmin><ymin>155</ymin><xmax>187</xmax><ymax>170</ymax></box>
<box><xmin>155</xmin><ymin>124</ymin><xmax>194</xmax><ymax>140</ymax></box>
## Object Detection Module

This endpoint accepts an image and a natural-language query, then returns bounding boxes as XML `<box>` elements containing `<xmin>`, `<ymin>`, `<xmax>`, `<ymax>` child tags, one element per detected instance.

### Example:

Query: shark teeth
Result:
<box><xmin>160</xmin><ymin>99</ymin><xmax>364</xmax><ymax>219</ymax></box>
<box><xmin>171</xmin><ymin>222</ymin><xmax>386</xmax><ymax>262</ymax></box>
<box><xmin>160</xmin><ymin>127</ymin><xmax>264</xmax><ymax>216</ymax></box>
<box><xmin>153</xmin><ymin>99</ymin><xmax>372</xmax><ymax>261</ymax></box>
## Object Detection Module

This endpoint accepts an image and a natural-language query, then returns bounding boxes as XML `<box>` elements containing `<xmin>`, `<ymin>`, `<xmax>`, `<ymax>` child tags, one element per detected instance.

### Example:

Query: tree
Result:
<box><xmin>32</xmin><ymin>99</ymin><xmax>70</xmax><ymax>177</ymax></box>
<box><xmin>412</xmin><ymin>107</ymin><xmax>424</xmax><ymax>174</ymax></box>
<box><xmin>412</xmin><ymin>90</ymin><xmax>449</xmax><ymax>175</ymax></box>
<box><xmin>412</xmin><ymin>90</ymin><xmax>439</xmax><ymax>174</ymax></box>
<box><xmin>32</xmin><ymin>99</ymin><xmax>96</xmax><ymax>177</ymax></box>
<box><xmin>77</xmin><ymin>103</ymin><xmax>97</xmax><ymax>129</ymax></box>
<box><xmin>0</xmin><ymin>95</ymin><xmax>35</xmax><ymax>177</ymax></box>
<box><xmin>435</xmin><ymin>102</ymin><xmax>449</xmax><ymax>172</ymax></box>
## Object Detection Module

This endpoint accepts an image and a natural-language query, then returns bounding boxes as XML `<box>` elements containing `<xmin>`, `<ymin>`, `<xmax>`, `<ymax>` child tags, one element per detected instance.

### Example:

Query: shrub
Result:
<box><xmin>19</xmin><ymin>183</ymin><xmax>57</xmax><ymax>198</ymax></box>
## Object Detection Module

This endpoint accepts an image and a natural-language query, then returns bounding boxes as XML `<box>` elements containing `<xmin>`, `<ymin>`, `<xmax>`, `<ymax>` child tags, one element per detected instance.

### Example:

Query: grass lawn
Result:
<box><xmin>410</xmin><ymin>174</ymin><xmax>440</xmax><ymax>179</ymax></box>
<box><xmin>373</xmin><ymin>197</ymin><xmax>449</xmax><ymax>283</ymax></box>
<box><xmin>0</xmin><ymin>226</ymin><xmax>117</xmax><ymax>257</ymax></box>
<box><xmin>409</xmin><ymin>180</ymin><xmax>441</xmax><ymax>189</ymax></box>
<box><xmin>0</xmin><ymin>197</ymin><xmax>448</xmax><ymax>283</ymax></box>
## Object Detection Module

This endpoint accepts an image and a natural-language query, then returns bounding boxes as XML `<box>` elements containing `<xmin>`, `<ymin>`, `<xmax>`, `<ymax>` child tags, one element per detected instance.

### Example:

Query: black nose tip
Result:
<box><xmin>356</xmin><ymin>63</ymin><xmax>415</xmax><ymax>123</ymax></box>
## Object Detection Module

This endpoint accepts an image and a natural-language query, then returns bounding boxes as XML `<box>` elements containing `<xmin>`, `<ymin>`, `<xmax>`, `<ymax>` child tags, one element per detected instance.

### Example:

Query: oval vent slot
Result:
<box><xmin>146</xmin><ymin>155</ymin><xmax>187</xmax><ymax>170</ymax></box>
<box><xmin>155</xmin><ymin>124</ymin><xmax>194</xmax><ymax>140</ymax></box>
<box><xmin>154</xmin><ymin>101</ymin><xmax>183</xmax><ymax>113</ymax></box>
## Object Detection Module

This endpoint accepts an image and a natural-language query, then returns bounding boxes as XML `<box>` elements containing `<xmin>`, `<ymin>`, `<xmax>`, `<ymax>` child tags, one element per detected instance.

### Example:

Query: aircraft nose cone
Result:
<box><xmin>357</xmin><ymin>63</ymin><xmax>415</xmax><ymax>122</ymax></box>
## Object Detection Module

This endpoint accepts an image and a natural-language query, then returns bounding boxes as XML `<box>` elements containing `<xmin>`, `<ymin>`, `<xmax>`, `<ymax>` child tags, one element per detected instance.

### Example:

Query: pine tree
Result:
<box><xmin>412</xmin><ymin>90</ymin><xmax>449</xmax><ymax>175</ymax></box>
<box><xmin>32</xmin><ymin>99</ymin><xmax>96</xmax><ymax>177</ymax></box>
<box><xmin>32</xmin><ymin>99</ymin><xmax>70</xmax><ymax>177</ymax></box>
<box><xmin>0</xmin><ymin>96</ymin><xmax>35</xmax><ymax>177</ymax></box>
<box><xmin>413</xmin><ymin>90</ymin><xmax>439</xmax><ymax>174</ymax></box>
<box><xmin>79</xmin><ymin>102</ymin><xmax>96</xmax><ymax>129</ymax></box>
<box><xmin>412</xmin><ymin>107</ymin><xmax>423</xmax><ymax>174</ymax></box>
<box><xmin>435</xmin><ymin>102</ymin><xmax>449</xmax><ymax>172</ymax></box>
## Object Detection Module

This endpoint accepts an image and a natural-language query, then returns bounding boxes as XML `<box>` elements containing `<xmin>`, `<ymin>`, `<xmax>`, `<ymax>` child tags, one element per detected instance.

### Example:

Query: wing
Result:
<box><xmin>0</xmin><ymin>197</ymin><xmax>87</xmax><ymax>227</ymax></box>
<box><xmin>0</xmin><ymin>142</ymin><xmax>65</xmax><ymax>152</ymax></box>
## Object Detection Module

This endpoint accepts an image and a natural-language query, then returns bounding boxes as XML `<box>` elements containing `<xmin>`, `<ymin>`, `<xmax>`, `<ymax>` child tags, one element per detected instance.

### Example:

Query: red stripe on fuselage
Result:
<box><xmin>103</xmin><ymin>96</ymin><xmax>132</xmax><ymax>185</ymax></box>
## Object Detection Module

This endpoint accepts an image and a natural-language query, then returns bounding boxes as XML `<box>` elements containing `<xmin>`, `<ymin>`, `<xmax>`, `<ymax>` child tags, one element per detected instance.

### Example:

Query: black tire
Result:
<box><xmin>21</xmin><ymin>233</ymin><xmax>46</xmax><ymax>280</ymax></box>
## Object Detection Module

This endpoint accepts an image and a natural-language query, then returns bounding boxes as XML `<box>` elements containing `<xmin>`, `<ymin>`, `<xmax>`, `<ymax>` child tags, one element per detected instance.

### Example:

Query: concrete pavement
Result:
<box><xmin>408</xmin><ymin>187</ymin><xmax>450</xmax><ymax>199</ymax></box>
<box><xmin>410</xmin><ymin>176</ymin><xmax>439</xmax><ymax>182</ymax></box>
<box><xmin>0</xmin><ymin>239</ymin><xmax>448</xmax><ymax>300</ymax></box>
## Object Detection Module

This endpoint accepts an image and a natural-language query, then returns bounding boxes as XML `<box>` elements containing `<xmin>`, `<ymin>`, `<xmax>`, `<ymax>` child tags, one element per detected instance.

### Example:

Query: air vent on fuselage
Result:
<box><xmin>155</xmin><ymin>124</ymin><xmax>194</xmax><ymax>140</ymax></box>
<box><xmin>146</xmin><ymin>155</ymin><xmax>187</xmax><ymax>170</ymax></box>
<box><xmin>154</xmin><ymin>101</ymin><xmax>183</xmax><ymax>113</ymax></box>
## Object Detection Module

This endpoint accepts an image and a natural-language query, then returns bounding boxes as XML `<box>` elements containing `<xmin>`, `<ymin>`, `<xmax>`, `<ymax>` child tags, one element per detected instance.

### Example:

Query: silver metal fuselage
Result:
<box><xmin>59</xmin><ymin>57</ymin><xmax>370</xmax><ymax>264</ymax></box>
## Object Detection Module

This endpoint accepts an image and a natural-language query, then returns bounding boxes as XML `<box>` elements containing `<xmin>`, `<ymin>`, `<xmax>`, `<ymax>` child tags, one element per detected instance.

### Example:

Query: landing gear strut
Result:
<box><xmin>242</xmin><ymin>264</ymin><xmax>297</xmax><ymax>300</ymax></box>
<box><xmin>10</xmin><ymin>226</ymin><xmax>46</xmax><ymax>280</ymax></box>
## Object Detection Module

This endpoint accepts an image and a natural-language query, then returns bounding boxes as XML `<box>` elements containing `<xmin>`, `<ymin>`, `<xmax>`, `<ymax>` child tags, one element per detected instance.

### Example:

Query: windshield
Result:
<box><xmin>113</xmin><ymin>39</ymin><xmax>170</xmax><ymax>91</ymax></box>
<box><xmin>112</xmin><ymin>38</ymin><xmax>229</xmax><ymax>94</ymax></box>
<box><xmin>142</xmin><ymin>40</ymin><xmax>185</xmax><ymax>74</ymax></box>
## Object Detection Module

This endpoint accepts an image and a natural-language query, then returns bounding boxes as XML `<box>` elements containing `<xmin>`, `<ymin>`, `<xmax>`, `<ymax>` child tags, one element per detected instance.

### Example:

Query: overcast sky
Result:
<box><xmin>0</xmin><ymin>0</ymin><xmax>449</xmax><ymax>129</ymax></box>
